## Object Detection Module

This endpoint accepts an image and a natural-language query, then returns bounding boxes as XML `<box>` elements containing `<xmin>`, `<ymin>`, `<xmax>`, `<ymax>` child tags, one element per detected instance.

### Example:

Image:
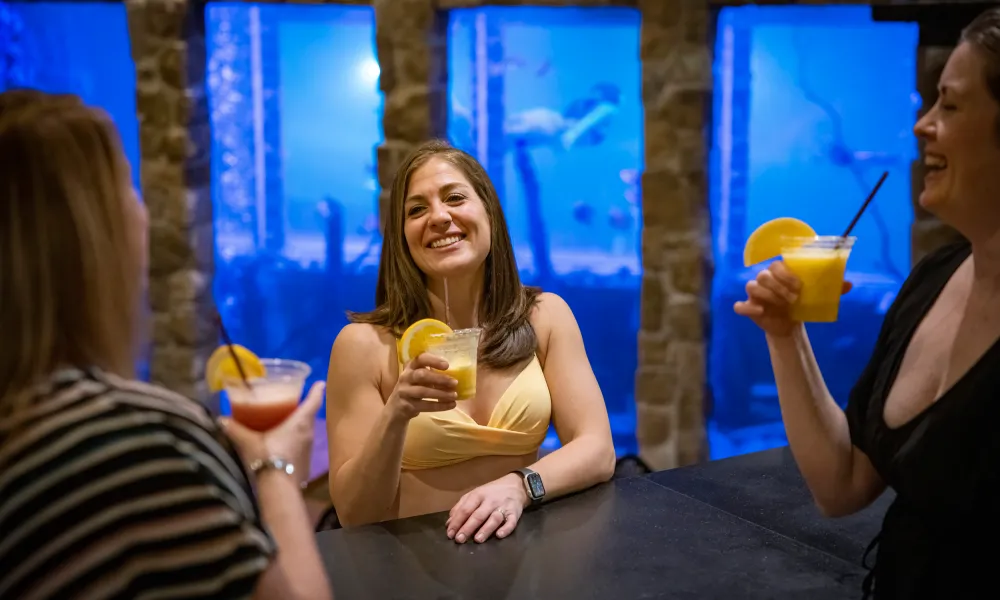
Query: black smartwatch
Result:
<box><xmin>512</xmin><ymin>467</ymin><xmax>545</xmax><ymax>505</ymax></box>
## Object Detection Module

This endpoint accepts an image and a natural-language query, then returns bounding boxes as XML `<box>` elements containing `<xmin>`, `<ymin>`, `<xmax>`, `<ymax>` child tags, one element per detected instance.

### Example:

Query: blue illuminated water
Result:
<box><xmin>449</xmin><ymin>7</ymin><xmax>643</xmax><ymax>456</ymax></box>
<box><xmin>206</xmin><ymin>4</ymin><xmax>382</xmax><ymax>416</ymax></box>
<box><xmin>708</xmin><ymin>5</ymin><xmax>919</xmax><ymax>458</ymax></box>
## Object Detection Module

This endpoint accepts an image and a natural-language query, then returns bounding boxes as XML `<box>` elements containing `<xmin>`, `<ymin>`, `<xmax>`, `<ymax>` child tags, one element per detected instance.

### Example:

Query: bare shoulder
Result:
<box><xmin>530</xmin><ymin>292</ymin><xmax>575</xmax><ymax>327</ymax></box>
<box><xmin>530</xmin><ymin>292</ymin><xmax>579</xmax><ymax>359</ymax></box>
<box><xmin>329</xmin><ymin>323</ymin><xmax>396</xmax><ymax>378</ymax></box>
<box><xmin>332</xmin><ymin>322</ymin><xmax>393</xmax><ymax>354</ymax></box>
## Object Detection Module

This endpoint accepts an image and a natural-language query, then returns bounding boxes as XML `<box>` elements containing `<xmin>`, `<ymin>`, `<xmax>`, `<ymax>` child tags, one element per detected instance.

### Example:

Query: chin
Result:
<box><xmin>918</xmin><ymin>185</ymin><xmax>948</xmax><ymax>212</ymax></box>
<box><xmin>423</xmin><ymin>256</ymin><xmax>483</xmax><ymax>279</ymax></box>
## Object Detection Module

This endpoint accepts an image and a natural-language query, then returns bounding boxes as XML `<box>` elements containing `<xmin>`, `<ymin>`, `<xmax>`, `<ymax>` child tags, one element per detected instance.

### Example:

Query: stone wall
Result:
<box><xmin>634</xmin><ymin>1</ymin><xmax>711</xmax><ymax>470</ymax></box>
<box><xmin>373</xmin><ymin>0</ymin><xmax>449</xmax><ymax>227</ymax></box>
<box><xmin>127</xmin><ymin>0</ymin><xmax>216</xmax><ymax>406</ymax></box>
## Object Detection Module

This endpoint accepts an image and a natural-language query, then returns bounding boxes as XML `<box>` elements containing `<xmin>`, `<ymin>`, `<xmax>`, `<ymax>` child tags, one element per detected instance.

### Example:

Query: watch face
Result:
<box><xmin>526</xmin><ymin>472</ymin><xmax>545</xmax><ymax>499</ymax></box>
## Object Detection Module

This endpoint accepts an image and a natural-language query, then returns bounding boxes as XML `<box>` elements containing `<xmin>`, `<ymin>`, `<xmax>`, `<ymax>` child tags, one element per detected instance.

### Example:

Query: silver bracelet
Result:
<box><xmin>249</xmin><ymin>456</ymin><xmax>296</xmax><ymax>478</ymax></box>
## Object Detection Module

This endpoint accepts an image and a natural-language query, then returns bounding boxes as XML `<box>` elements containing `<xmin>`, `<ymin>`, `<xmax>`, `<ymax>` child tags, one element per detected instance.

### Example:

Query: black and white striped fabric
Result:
<box><xmin>0</xmin><ymin>367</ymin><xmax>275</xmax><ymax>600</ymax></box>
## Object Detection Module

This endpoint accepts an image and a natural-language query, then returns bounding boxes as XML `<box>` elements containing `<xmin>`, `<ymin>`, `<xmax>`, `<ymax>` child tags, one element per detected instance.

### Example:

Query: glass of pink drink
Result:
<box><xmin>223</xmin><ymin>359</ymin><xmax>311</xmax><ymax>431</ymax></box>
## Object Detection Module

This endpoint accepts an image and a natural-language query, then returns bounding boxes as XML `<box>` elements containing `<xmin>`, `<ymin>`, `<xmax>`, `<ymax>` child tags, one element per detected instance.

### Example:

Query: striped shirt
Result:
<box><xmin>0</xmin><ymin>367</ymin><xmax>276</xmax><ymax>600</ymax></box>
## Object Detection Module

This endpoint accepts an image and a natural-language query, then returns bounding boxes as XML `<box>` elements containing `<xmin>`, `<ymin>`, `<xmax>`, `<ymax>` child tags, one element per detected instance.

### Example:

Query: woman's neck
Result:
<box><xmin>969</xmin><ymin>225</ymin><xmax>1000</xmax><ymax>290</ymax></box>
<box><xmin>427</xmin><ymin>271</ymin><xmax>484</xmax><ymax>329</ymax></box>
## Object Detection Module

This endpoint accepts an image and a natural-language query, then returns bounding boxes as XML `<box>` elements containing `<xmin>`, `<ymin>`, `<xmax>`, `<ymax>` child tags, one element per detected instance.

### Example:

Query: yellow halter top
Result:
<box><xmin>399</xmin><ymin>352</ymin><xmax>552</xmax><ymax>471</ymax></box>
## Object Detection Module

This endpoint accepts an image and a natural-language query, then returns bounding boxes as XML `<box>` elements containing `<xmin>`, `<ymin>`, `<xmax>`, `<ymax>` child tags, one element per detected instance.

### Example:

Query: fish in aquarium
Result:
<box><xmin>503</xmin><ymin>82</ymin><xmax>621</xmax><ymax>151</ymax></box>
<box><xmin>572</xmin><ymin>201</ymin><xmax>595</xmax><ymax>225</ymax></box>
<box><xmin>607</xmin><ymin>206</ymin><xmax>633</xmax><ymax>231</ymax></box>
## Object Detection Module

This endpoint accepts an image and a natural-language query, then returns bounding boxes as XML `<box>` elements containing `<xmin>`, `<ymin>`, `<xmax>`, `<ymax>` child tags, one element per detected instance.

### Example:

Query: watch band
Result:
<box><xmin>249</xmin><ymin>456</ymin><xmax>296</xmax><ymax>478</ymax></box>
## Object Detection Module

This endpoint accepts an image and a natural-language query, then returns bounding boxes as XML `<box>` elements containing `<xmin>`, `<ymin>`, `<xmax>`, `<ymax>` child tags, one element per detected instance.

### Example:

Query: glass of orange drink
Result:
<box><xmin>780</xmin><ymin>236</ymin><xmax>855</xmax><ymax>323</ymax></box>
<box><xmin>425</xmin><ymin>328</ymin><xmax>480</xmax><ymax>400</ymax></box>
<box><xmin>223</xmin><ymin>359</ymin><xmax>311</xmax><ymax>431</ymax></box>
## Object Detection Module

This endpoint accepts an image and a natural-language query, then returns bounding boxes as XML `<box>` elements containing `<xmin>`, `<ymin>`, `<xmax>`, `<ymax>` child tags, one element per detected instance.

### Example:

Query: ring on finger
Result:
<box><xmin>495</xmin><ymin>507</ymin><xmax>509</xmax><ymax>521</ymax></box>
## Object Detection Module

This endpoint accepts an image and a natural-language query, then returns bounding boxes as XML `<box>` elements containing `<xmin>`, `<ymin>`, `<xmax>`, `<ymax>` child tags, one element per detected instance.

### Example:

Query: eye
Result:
<box><xmin>941</xmin><ymin>103</ymin><xmax>957</xmax><ymax>112</ymax></box>
<box><xmin>446</xmin><ymin>194</ymin><xmax>465</xmax><ymax>204</ymax></box>
<box><xmin>406</xmin><ymin>205</ymin><xmax>425</xmax><ymax>217</ymax></box>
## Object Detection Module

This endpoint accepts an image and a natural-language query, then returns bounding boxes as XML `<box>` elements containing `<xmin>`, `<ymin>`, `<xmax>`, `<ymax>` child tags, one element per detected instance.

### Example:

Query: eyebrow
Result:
<box><xmin>405</xmin><ymin>181</ymin><xmax>467</xmax><ymax>203</ymax></box>
<box><xmin>938</xmin><ymin>83</ymin><xmax>965</xmax><ymax>97</ymax></box>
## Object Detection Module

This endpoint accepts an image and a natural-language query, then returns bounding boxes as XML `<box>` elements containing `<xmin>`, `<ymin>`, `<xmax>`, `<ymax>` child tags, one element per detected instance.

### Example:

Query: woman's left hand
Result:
<box><xmin>446</xmin><ymin>474</ymin><xmax>528</xmax><ymax>543</ymax></box>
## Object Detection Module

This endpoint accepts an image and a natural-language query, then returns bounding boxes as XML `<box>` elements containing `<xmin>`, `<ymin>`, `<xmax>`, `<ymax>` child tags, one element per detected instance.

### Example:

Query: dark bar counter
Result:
<box><xmin>316</xmin><ymin>447</ymin><xmax>891</xmax><ymax>599</ymax></box>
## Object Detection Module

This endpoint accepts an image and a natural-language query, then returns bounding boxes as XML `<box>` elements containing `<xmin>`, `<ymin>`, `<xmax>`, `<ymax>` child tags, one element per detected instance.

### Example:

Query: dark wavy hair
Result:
<box><xmin>961</xmin><ymin>7</ymin><xmax>1000</xmax><ymax>139</ymax></box>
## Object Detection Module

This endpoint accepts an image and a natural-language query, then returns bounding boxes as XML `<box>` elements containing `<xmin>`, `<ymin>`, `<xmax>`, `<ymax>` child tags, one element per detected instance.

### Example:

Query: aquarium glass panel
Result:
<box><xmin>708</xmin><ymin>5</ymin><xmax>918</xmax><ymax>458</ymax></box>
<box><xmin>0</xmin><ymin>1</ymin><xmax>144</xmax><ymax>375</ymax></box>
<box><xmin>207</xmin><ymin>3</ymin><xmax>382</xmax><ymax>414</ymax></box>
<box><xmin>448</xmin><ymin>7</ymin><xmax>642</xmax><ymax>456</ymax></box>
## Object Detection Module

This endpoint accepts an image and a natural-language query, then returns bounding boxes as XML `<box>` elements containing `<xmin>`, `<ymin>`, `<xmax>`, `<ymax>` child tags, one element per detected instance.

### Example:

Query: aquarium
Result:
<box><xmin>708</xmin><ymin>5</ymin><xmax>919</xmax><ymax>458</ymax></box>
<box><xmin>0</xmin><ymin>1</ymin><xmax>145</xmax><ymax>376</ymax></box>
<box><xmin>448</xmin><ymin>7</ymin><xmax>643</xmax><ymax>456</ymax></box>
<box><xmin>206</xmin><ymin>3</ymin><xmax>382</xmax><ymax>414</ymax></box>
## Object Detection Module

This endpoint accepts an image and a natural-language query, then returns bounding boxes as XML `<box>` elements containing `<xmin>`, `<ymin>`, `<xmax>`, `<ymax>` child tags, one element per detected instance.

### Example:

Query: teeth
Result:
<box><xmin>925</xmin><ymin>155</ymin><xmax>947</xmax><ymax>169</ymax></box>
<box><xmin>431</xmin><ymin>235</ymin><xmax>463</xmax><ymax>248</ymax></box>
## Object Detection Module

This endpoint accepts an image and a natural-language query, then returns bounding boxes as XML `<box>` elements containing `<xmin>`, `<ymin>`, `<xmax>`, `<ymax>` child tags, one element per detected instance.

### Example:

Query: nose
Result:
<box><xmin>913</xmin><ymin>107</ymin><xmax>936</xmax><ymax>142</ymax></box>
<box><xmin>428</xmin><ymin>200</ymin><xmax>452</xmax><ymax>229</ymax></box>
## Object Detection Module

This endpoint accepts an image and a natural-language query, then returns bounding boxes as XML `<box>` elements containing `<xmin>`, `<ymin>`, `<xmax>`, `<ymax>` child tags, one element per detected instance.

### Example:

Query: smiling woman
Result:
<box><xmin>732</xmin><ymin>6</ymin><xmax>1000</xmax><ymax>599</ymax></box>
<box><xmin>324</xmin><ymin>140</ymin><xmax>616</xmax><ymax>544</ymax></box>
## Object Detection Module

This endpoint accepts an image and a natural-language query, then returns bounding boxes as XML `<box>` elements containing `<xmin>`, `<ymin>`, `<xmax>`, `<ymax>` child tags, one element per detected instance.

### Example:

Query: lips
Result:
<box><xmin>428</xmin><ymin>234</ymin><xmax>466</xmax><ymax>249</ymax></box>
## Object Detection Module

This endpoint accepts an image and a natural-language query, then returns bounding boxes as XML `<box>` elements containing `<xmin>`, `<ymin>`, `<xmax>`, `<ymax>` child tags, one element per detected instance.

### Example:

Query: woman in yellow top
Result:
<box><xmin>326</xmin><ymin>140</ymin><xmax>616</xmax><ymax>543</ymax></box>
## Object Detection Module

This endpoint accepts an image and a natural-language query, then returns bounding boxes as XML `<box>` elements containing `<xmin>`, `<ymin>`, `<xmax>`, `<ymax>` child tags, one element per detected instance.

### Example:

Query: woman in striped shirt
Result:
<box><xmin>0</xmin><ymin>89</ymin><xmax>333</xmax><ymax>599</ymax></box>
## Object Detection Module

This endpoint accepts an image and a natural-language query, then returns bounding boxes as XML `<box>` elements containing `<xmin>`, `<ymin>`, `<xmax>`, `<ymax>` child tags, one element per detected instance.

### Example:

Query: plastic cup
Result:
<box><xmin>224</xmin><ymin>358</ymin><xmax>311</xmax><ymax>431</ymax></box>
<box><xmin>425</xmin><ymin>328</ymin><xmax>481</xmax><ymax>401</ymax></box>
<box><xmin>780</xmin><ymin>236</ymin><xmax>855</xmax><ymax>323</ymax></box>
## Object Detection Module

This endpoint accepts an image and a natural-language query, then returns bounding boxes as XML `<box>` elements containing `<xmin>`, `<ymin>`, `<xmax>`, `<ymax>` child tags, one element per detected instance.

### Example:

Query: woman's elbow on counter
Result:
<box><xmin>595</xmin><ymin>441</ymin><xmax>617</xmax><ymax>483</ymax></box>
<box><xmin>811</xmin><ymin>491</ymin><xmax>866</xmax><ymax>519</ymax></box>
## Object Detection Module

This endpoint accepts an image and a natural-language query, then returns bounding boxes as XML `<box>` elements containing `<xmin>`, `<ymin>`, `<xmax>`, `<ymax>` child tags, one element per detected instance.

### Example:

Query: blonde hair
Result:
<box><xmin>0</xmin><ymin>89</ymin><xmax>141</xmax><ymax>414</ymax></box>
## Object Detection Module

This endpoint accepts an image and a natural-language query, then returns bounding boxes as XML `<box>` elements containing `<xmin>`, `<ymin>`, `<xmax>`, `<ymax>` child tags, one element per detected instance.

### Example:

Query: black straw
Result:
<box><xmin>840</xmin><ymin>171</ymin><xmax>889</xmax><ymax>241</ymax></box>
<box><xmin>214</xmin><ymin>313</ymin><xmax>251</xmax><ymax>388</ymax></box>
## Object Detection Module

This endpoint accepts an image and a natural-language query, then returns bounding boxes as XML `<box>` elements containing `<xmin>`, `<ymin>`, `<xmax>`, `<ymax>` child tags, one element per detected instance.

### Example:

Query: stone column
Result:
<box><xmin>911</xmin><ymin>45</ymin><xmax>963</xmax><ymax>265</ymax></box>
<box><xmin>127</xmin><ymin>0</ymin><xmax>217</xmax><ymax>406</ymax></box>
<box><xmin>374</xmin><ymin>0</ymin><xmax>449</xmax><ymax>229</ymax></box>
<box><xmin>635</xmin><ymin>0</ymin><xmax>711</xmax><ymax>470</ymax></box>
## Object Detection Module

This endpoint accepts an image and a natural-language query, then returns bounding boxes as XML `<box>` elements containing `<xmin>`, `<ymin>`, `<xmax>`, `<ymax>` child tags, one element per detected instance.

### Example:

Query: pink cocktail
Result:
<box><xmin>224</xmin><ymin>359</ymin><xmax>311</xmax><ymax>431</ymax></box>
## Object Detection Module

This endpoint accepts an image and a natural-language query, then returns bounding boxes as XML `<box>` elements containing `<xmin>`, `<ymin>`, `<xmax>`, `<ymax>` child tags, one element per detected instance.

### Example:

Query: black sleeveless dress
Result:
<box><xmin>844</xmin><ymin>241</ymin><xmax>1000</xmax><ymax>599</ymax></box>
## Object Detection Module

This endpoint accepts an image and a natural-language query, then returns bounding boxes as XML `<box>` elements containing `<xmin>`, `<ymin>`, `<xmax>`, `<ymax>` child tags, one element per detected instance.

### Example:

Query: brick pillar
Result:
<box><xmin>911</xmin><ymin>44</ymin><xmax>963</xmax><ymax>266</ymax></box>
<box><xmin>127</xmin><ymin>0</ymin><xmax>217</xmax><ymax>406</ymax></box>
<box><xmin>374</xmin><ymin>0</ymin><xmax>449</xmax><ymax>229</ymax></box>
<box><xmin>635</xmin><ymin>0</ymin><xmax>711</xmax><ymax>470</ymax></box>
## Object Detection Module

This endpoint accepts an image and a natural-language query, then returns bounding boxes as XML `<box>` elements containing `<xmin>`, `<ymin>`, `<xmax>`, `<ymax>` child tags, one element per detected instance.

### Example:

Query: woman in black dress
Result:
<box><xmin>735</xmin><ymin>7</ymin><xmax>1000</xmax><ymax>599</ymax></box>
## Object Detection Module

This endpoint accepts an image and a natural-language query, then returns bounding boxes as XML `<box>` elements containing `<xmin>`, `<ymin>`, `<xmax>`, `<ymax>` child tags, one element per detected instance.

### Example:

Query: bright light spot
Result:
<box><xmin>360</xmin><ymin>58</ymin><xmax>380</xmax><ymax>83</ymax></box>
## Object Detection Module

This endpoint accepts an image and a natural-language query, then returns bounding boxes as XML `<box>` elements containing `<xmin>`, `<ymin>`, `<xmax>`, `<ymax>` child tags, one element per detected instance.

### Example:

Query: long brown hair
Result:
<box><xmin>350</xmin><ymin>140</ymin><xmax>540</xmax><ymax>369</ymax></box>
<box><xmin>0</xmin><ymin>89</ymin><xmax>141</xmax><ymax>414</ymax></box>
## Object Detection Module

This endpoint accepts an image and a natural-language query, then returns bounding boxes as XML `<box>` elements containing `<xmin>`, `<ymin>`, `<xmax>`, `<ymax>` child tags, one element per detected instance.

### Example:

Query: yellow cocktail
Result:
<box><xmin>781</xmin><ymin>236</ymin><xmax>855</xmax><ymax>322</ymax></box>
<box><xmin>443</xmin><ymin>359</ymin><xmax>477</xmax><ymax>401</ymax></box>
<box><xmin>425</xmin><ymin>328</ymin><xmax>481</xmax><ymax>400</ymax></box>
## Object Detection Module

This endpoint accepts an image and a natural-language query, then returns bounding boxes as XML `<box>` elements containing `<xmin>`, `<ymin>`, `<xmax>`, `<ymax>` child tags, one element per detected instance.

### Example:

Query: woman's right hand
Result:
<box><xmin>221</xmin><ymin>380</ymin><xmax>326</xmax><ymax>487</ymax></box>
<box><xmin>733</xmin><ymin>261</ymin><xmax>852</xmax><ymax>337</ymax></box>
<box><xmin>386</xmin><ymin>352</ymin><xmax>458</xmax><ymax>420</ymax></box>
